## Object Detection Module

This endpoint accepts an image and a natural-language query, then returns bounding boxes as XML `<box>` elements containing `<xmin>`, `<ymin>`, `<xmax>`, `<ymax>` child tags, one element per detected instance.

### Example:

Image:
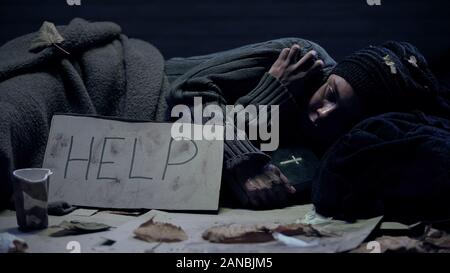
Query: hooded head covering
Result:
<box><xmin>331</xmin><ymin>41</ymin><xmax>448</xmax><ymax>117</ymax></box>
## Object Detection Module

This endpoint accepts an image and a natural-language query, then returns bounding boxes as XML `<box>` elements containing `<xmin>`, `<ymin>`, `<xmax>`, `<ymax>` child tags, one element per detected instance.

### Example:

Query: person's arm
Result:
<box><xmin>227</xmin><ymin>45</ymin><xmax>328</xmax><ymax>209</ymax></box>
<box><xmin>167</xmin><ymin>38</ymin><xmax>335</xmax><ymax>209</ymax></box>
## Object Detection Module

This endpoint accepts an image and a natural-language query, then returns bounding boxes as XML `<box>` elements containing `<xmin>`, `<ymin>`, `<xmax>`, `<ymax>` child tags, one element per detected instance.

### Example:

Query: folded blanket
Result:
<box><xmin>312</xmin><ymin>111</ymin><xmax>450</xmax><ymax>223</ymax></box>
<box><xmin>0</xmin><ymin>18</ymin><xmax>170</xmax><ymax>208</ymax></box>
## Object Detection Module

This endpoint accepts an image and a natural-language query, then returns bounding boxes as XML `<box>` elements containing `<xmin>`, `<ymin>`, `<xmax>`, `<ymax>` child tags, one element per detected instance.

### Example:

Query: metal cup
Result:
<box><xmin>12</xmin><ymin>168</ymin><xmax>53</xmax><ymax>231</ymax></box>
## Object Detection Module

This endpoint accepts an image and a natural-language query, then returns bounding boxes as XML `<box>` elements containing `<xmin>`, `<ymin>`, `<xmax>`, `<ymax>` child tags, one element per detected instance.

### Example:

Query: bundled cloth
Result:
<box><xmin>313</xmin><ymin>41</ymin><xmax>450</xmax><ymax>223</ymax></box>
<box><xmin>313</xmin><ymin>112</ymin><xmax>450</xmax><ymax>223</ymax></box>
<box><xmin>0</xmin><ymin>18</ymin><xmax>170</xmax><ymax>208</ymax></box>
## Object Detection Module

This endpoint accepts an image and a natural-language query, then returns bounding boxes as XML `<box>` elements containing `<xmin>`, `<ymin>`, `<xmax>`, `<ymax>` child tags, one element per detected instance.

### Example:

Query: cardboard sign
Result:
<box><xmin>43</xmin><ymin>115</ymin><xmax>223</xmax><ymax>211</ymax></box>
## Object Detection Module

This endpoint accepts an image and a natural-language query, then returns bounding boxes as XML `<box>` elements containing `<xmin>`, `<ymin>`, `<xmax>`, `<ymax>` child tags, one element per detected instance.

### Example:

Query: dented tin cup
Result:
<box><xmin>12</xmin><ymin>168</ymin><xmax>52</xmax><ymax>231</ymax></box>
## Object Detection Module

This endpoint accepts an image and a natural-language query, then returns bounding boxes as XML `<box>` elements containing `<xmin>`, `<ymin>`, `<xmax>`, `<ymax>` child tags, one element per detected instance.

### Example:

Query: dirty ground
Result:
<box><xmin>4</xmin><ymin>204</ymin><xmax>448</xmax><ymax>253</ymax></box>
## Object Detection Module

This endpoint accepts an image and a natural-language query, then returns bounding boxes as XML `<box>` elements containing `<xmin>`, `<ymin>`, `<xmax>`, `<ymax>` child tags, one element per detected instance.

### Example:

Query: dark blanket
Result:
<box><xmin>312</xmin><ymin>111</ymin><xmax>450</xmax><ymax>223</ymax></box>
<box><xmin>0</xmin><ymin>18</ymin><xmax>170</xmax><ymax>208</ymax></box>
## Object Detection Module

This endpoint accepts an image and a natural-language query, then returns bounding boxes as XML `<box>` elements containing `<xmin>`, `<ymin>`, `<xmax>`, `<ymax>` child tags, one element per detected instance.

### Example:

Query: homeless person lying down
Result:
<box><xmin>1</xmin><ymin>18</ymin><xmax>450</xmax><ymax>223</ymax></box>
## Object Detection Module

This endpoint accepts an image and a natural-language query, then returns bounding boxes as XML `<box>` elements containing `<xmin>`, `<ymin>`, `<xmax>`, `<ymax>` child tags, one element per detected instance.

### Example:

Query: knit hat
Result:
<box><xmin>332</xmin><ymin>41</ymin><xmax>440</xmax><ymax>115</ymax></box>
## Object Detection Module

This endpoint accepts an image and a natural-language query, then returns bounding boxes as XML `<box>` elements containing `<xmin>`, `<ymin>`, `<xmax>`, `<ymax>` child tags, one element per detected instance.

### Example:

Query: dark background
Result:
<box><xmin>1</xmin><ymin>0</ymin><xmax>449</xmax><ymax>80</ymax></box>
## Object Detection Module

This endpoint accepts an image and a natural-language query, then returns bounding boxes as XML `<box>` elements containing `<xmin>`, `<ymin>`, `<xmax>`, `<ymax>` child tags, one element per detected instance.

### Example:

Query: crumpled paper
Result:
<box><xmin>352</xmin><ymin>225</ymin><xmax>450</xmax><ymax>253</ymax></box>
<box><xmin>352</xmin><ymin>236</ymin><xmax>424</xmax><ymax>253</ymax></box>
<box><xmin>202</xmin><ymin>222</ymin><xmax>324</xmax><ymax>244</ymax></box>
<box><xmin>49</xmin><ymin>220</ymin><xmax>111</xmax><ymax>237</ymax></box>
<box><xmin>299</xmin><ymin>208</ymin><xmax>332</xmax><ymax>225</ymax></box>
<box><xmin>272</xmin><ymin>232</ymin><xmax>319</xmax><ymax>248</ymax></box>
<box><xmin>134</xmin><ymin>217</ymin><xmax>188</xmax><ymax>243</ymax></box>
<box><xmin>0</xmin><ymin>233</ymin><xmax>28</xmax><ymax>253</ymax></box>
<box><xmin>423</xmin><ymin>227</ymin><xmax>450</xmax><ymax>250</ymax></box>
<box><xmin>29</xmin><ymin>21</ymin><xmax>70</xmax><ymax>55</ymax></box>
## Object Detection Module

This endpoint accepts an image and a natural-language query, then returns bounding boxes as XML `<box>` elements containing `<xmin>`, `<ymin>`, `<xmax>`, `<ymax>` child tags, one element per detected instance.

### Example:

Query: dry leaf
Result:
<box><xmin>49</xmin><ymin>220</ymin><xmax>111</xmax><ymax>237</ymax></box>
<box><xmin>202</xmin><ymin>222</ymin><xmax>324</xmax><ymax>244</ymax></box>
<box><xmin>133</xmin><ymin>217</ymin><xmax>188</xmax><ymax>243</ymax></box>
<box><xmin>377</xmin><ymin>236</ymin><xmax>423</xmax><ymax>252</ymax></box>
<box><xmin>408</xmin><ymin>55</ymin><xmax>419</xmax><ymax>67</ymax></box>
<box><xmin>202</xmin><ymin>223</ymin><xmax>274</xmax><ymax>243</ymax></box>
<box><xmin>273</xmin><ymin>223</ymin><xmax>323</xmax><ymax>237</ymax></box>
<box><xmin>423</xmin><ymin>228</ymin><xmax>450</xmax><ymax>249</ymax></box>
<box><xmin>352</xmin><ymin>236</ymin><xmax>425</xmax><ymax>253</ymax></box>
<box><xmin>383</xmin><ymin>54</ymin><xmax>397</xmax><ymax>74</ymax></box>
<box><xmin>29</xmin><ymin>21</ymin><xmax>65</xmax><ymax>52</ymax></box>
<box><xmin>0</xmin><ymin>233</ymin><xmax>28</xmax><ymax>253</ymax></box>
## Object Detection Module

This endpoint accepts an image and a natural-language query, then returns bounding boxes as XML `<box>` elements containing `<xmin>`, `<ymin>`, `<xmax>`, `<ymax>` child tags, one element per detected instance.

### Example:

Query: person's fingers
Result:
<box><xmin>264</xmin><ymin>164</ymin><xmax>286</xmax><ymax>185</ymax></box>
<box><xmin>264</xmin><ymin>170</ymin><xmax>279</xmax><ymax>184</ymax></box>
<box><xmin>264</xmin><ymin>163</ymin><xmax>280</xmax><ymax>175</ymax></box>
<box><xmin>306</xmin><ymin>59</ymin><xmax>324</xmax><ymax>74</ymax></box>
<box><xmin>297</xmin><ymin>50</ymin><xmax>317</xmax><ymax>70</ymax></box>
<box><xmin>263</xmin><ymin>164</ymin><xmax>294</xmax><ymax>192</ymax></box>
<box><xmin>248</xmin><ymin>183</ymin><xmax>294</xmax><ymax>209</ymax></box>
<box><xmin>259</xmin><ymin>170</ymin><xmax>278</xmax><ymax>183</ymax></box>
<box><xmin>247</xmin><ymin>191</ymin><xmax>261</xmax><ymax>208</ymax></box>
<box><xmin>248</xmin><ymin>188</ymin><xmax>270</xmax><ymax>209</ymax></box>
<box><xmin>292</xmin><ymin>59</ymin><xmax>324</xmax><ymax>80</ymax></box>
<box><xmin>263</xmin><ymin>169</ymin><xmax>282</xmax><ymax>185</ymax></box>
<box><xmin>240</xmin><ymin>164</ymin><xmax>298</xmax><ymax>210</ymax></box>
<box><xmin>277</xmin><ymin>47</ymin><xmax>291</xmax><ymax>62</ymax></box>
<box><xmin>286</xmin><ymin>44</ymin><xmax>301</xmax><ymax>64</ymax></box>
<box><xmin>249</xmin><ymin>176</ymin><xmax>276</xmax><ymax>207</ymax></box>
<box><xmin>260</xmin><ymin>172</ymin><xmax>289</xmax><ymax>208</ymax></box>
<box><xmin>254</xmin><ymin>176</ymin><xmax>272</xmax><ymax>190</ymax></box>
<box><xmin>244</xmin><ymin>178</ymin><xmax>257</xmax><ymax>191</ymax></box>
<box><xmin>279</xmin><ymin>171</ymin><xmax>297</xmax><ymax>194</ymax></box>
<box><xmin>247</xmin><ymin>182</ymin><xmax>293</xmax><ymax>209</ymax></box>
<box><xmin>293</xmin><ymin>50</ymin><xmax>317</xmax><ymax>71</ymax></box>
<box><xmin>251</xmin><ymin>175</ymin><xmax>276</xmax><ymax>209</ymax></box>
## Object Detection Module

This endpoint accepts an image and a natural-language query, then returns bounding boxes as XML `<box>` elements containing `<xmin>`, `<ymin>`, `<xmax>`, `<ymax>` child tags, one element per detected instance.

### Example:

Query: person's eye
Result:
<box><xmin>325</xmin><ymin>85</ymin><xmax>338</xmax><ymax>103</ymax></box>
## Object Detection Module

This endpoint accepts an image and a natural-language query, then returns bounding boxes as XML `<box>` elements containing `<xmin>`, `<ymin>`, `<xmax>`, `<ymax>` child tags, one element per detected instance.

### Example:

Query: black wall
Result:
<box><xmin>1</xmin><ymin>0</ymin><xmax>449</xmax><ymax>78</ymax></box>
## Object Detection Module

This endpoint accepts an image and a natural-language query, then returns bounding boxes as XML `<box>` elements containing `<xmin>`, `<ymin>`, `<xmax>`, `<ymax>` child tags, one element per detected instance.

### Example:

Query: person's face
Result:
<box><xmin>302</xmin><ymin>74</ymin><xmax>364</xmax><ymax>145</ymax></box>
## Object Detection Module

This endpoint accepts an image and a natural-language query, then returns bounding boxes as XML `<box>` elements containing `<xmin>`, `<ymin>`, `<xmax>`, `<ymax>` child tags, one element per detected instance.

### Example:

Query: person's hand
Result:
<box><xmin>269</xmin><ymin>44</ymin><xmax>324</xmax><ymax>90</ymax></box>
<box><xmin>242</xmin><ymin>163</ymin><xmax>296</xmax><ymax>209</ymax></box>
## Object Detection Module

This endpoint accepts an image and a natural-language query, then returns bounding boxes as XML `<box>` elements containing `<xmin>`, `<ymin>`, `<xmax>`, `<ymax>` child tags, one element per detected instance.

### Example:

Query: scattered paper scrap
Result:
<box><xmin>133</xmin><ymin>217</ymin><xmax>188</xmax><ymax>243</ymax></box>
<box><xmin>49</xmin><ymin>220</ymin><xmax>111</xmax><ymax>237</ymax></box>
<box><xmin>101</xmin><ymin>207</ymin><xmax>382</xmax><ymax>253</ymax></box>
<box><xmin>0</xmin><ymin>233</ymin><xmax>28</xmax><ymax>253</ymax></box>
<box><xmin>202</xmin><ymin>223</ymin><xmax>324</xmax><ymax>244</ymax></box>
<box><xmin>299</xmin><ymin>208</ymin><xmax>332</xmax><ymax>225</ymax></box>
<box><xmin>383</xmin><ymin>54</ymin><xmax>397</xmax><ymax>74</ymax></box>
<box><xmin>272</xmin><ymin>223</ymin><xmax>324</xmax><ymax>237</ymax></box>
<box><xmin>408</xmin><ymin>55</ymin><xmax>418</xmax><ymax>67</ymax></box>
<box><xmin>101</xmin><ymin>210</ymin><xmax>147</xmax><ymax>217</ymax></box>
<box><xmin>376</xmin><ymin>236</ymin><xmax>423</xmax><ymax>252</ymax></box>
<box><xmin>379</xmin><ymin>221</ymin><xmax>424</xmax><ymax>237</ymax></box>
<box><xmin>352</xmin><ymin>236</ymin><xmax>424</xmax><ymax>253</ymax></box>
<box><xmin>203</xmin><ymin>223</ymin><xmax>274</xmax><ymax>244</ymax></box>
<box><xmin>423</xmin><ymin>227</ymin><xmax>450</xmax><ymax>249</ymax></box>
<box><xmin>68</xmin><ymin>208</ymin><xmax>99</xmax><ymax>217</ymax></box>
<box><xmin>272</xmin><ymin>232</ymin><xmax>319</xmax><ymax>248</ymax></box>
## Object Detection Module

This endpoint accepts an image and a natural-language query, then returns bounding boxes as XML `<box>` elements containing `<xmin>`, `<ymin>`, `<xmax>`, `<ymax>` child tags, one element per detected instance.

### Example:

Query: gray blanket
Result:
<box><xmin>0</xmin><ymin>18</ymin><xmax>170</xmax><ymax>208</ymax></box>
